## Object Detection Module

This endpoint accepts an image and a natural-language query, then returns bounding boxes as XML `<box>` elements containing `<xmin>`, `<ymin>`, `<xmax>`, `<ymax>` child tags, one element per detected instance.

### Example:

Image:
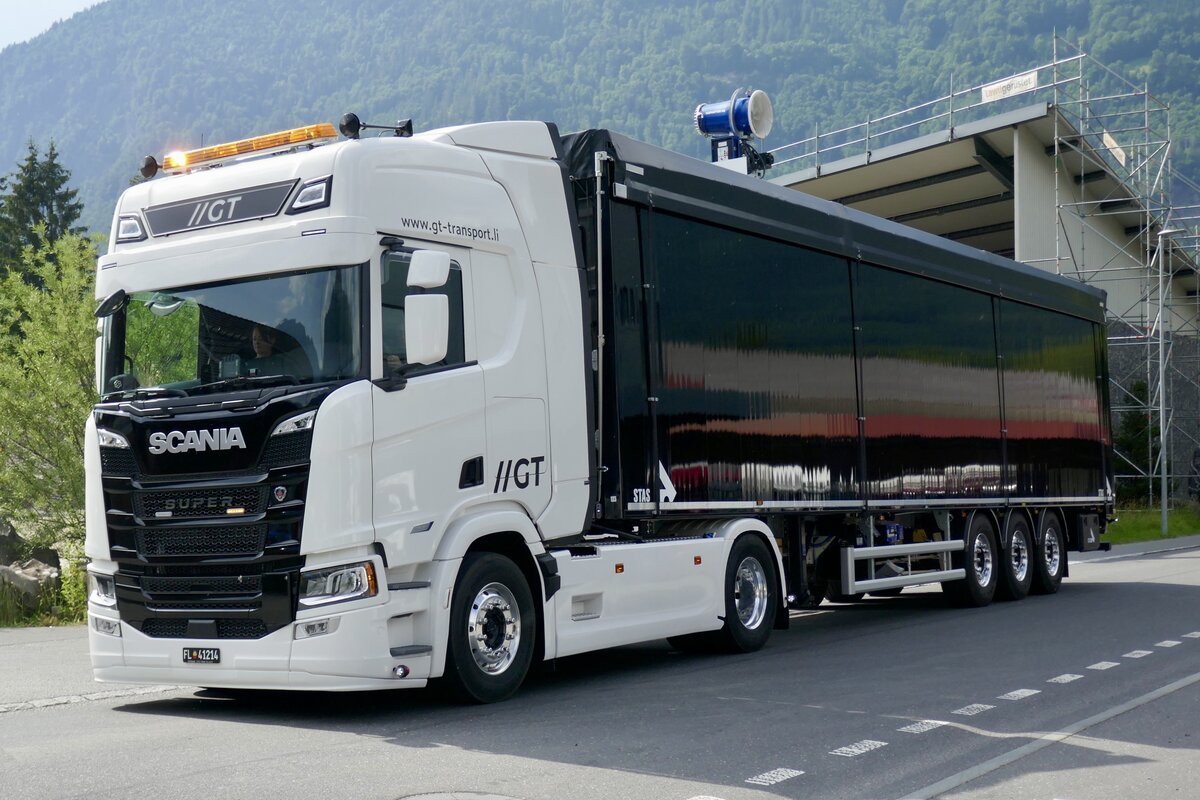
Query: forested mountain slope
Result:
<box><xmin>0</xmin><ymin>0</ymin><xmax>1195</xmax><ymax>232</ymax></box>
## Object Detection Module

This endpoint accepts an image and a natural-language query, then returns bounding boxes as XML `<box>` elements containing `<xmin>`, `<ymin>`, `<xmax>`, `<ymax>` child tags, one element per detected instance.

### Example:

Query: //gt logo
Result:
<box><xmin>494</xmin><ymin>456</ymin><xmax>546</xmax><ymax>492</ymax></box>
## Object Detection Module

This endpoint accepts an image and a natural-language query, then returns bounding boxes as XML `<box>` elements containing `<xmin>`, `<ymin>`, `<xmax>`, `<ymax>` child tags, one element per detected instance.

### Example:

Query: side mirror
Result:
<box><xmin>94</xmin><ymin>289</ymin><xmax>128</xmax><ymax>319</ymax></box>
<box><xmin>407</xmin><ymin>250</ymin><xmax>451</xmax><ymax>288</ymax></box>
<box><xmin>405</xmin><ymin>294</ymin><xmax>449</xmax><ymax>365</ymax></box>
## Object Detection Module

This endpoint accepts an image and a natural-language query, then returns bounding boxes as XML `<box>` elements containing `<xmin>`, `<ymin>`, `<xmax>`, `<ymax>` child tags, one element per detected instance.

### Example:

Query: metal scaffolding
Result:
<box><xmin>767</xmin><ymin>35</ymin><xmax>1200</xmax><ymax>512</ymax></box>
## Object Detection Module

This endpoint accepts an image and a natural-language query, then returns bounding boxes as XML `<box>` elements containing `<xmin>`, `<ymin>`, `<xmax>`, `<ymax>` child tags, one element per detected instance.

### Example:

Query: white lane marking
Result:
<box><xmin>1048</xmin><ymin>674</ymin><xmax>1084</xmax><ymax>684</ymax></box>
<box><xmin>686</xmin><ymin>796</ymin><xmax>728</xmax><ymax>800</ymax></box>
<box><xmin>830</xmin><ymin>739</ymin><xmax>888</xmax><ymax>757</ymax></box>
<box><xmin>1156</xmin><ymin>640</ymin><xmax>1181</xmax><ymax>648</ymax></box>
<box><xmin>894</xmin><ymin>669</ymin><xmax>1200</xmax><ymax>800</ymax></box>
<box><xmin>952</xmin><ymin>704</ymin><xmax>995</xmax><ymax>716</ymax></box>
<box><xmin>0</xmin><ymin>685</ymin><xmax>181</xmax><ymax>714</ymax></box>
<box><xmin>744</xmin><ymin>768</ymin><xmax>804</xmax><ymax>786</ymax></box>
<box><xmin>898</xmin><ymin>720</ymin><xmax>948</xmax><ymax>734</ymax></box>
<box><xmin>1124</xmin><ymin>650</ymin><xmax>1153</xmax><ymax>658</ymax></box>
<box><xmin>1184</xmin><ymin>632</ymin><xmax>1200</xmax><ymax>639</ymax></box>
<box><xmin>998</xmin><ymin>689</ymin><xmax>1041</xmax><ymax>700</ymax></box>
<box><xmin>1088</xmin><ymin>661</ymin><xmax>1120</xmax><ymax>670</ymax></box>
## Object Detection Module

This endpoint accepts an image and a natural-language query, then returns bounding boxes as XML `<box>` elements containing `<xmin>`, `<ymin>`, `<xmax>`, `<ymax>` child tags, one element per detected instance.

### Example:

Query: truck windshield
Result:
<box><xmin>99</xmin><ymin>263</ymin><xmax>364</xmax><ymax>400</ymax></box>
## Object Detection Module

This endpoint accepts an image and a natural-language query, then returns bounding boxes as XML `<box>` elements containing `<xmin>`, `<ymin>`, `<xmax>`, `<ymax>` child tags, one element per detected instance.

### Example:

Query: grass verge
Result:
<box><xmin>1107</xmin><ymin>505</ymin><xmax>1200</xmax><ymax>545</ymax></box>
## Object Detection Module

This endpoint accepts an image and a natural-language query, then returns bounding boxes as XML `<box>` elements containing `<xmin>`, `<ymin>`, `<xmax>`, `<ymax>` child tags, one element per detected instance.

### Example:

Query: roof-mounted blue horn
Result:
<box><xmin>695</xmin><ymin>89</ymin><xmax>773</xmax><ymax>140</ymax></box>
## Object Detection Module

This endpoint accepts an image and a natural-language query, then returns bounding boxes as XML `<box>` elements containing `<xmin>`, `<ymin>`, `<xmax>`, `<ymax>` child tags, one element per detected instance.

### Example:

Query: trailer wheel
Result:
<box><xmin>943</xmin><ymin>513</ymin><xmax>998</xmax><ymax>607</ymax></box>
<box><xmin>1031</xmin><ymin>512</ymin><xmax>1066</xmax><ymax>595</ymax></box>
<box><xmin>442</xmin><ymin>552</ymin><xmax>535</xmax><ymax>704</ymax></box>
<box><xmin>717</xmin><ymin>535</ymin><xmax>778</xmax><ymax>652</ymax></box>
<box><xmin>996</xmin><ymin>515</ymin><xmax>1033</xmax><ymax>601</ymax></box>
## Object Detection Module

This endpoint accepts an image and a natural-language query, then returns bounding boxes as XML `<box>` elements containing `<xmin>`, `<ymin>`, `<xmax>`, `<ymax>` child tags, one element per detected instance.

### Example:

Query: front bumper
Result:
<box><xmin>89</xmin><ymin>582</ymin><xmax>434</xmax><ymax>692</ymax></box>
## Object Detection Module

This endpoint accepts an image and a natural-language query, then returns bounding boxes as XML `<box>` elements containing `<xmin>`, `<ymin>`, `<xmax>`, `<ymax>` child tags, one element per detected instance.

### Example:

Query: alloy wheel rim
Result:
<box><xmin>735</xmin><ymin>556</ymin><xmax>769</xmax><ymax>630</ymax></box>
<box><xmin>467</xmin><ymin>582</ymin><xmax>520</xmax><ymax>675</ymax></box>
<box><xmin>1011</xmin><ymin>531</ymin><xmax>1029</xmax><ymax>582</ymax></box>
<box><xmin>1043</xmin><ymin>527</ymin><xmax>1061</xmax><ymax>575</ymax></box>
<box><xmin>973</xmin><ymin>532</ymin><xmax>994</xmax><ymax>585</ymax></box>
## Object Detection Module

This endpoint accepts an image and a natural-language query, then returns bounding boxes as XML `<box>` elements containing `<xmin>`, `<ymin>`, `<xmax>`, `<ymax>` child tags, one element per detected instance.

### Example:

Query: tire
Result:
<box><xmin>715</xmin><ymin>535</ymin><xmax>778</xmax><ymax>653</ymax></box>
<box><xmin>824</xmin><ymin>588</ymin><xmax>864</xmax><ymax>603</ymax></box>
<box><xmin>995</xmin><ymin>515</ymin><xmax>1033</xmax><ymax>602</ymax></box>
<box><xmin>1031</xmin><ymin>511</ymin><xmax>1066</xmax><ymax>595</ymax></box>
<box><xmin>442</xmin><ymin>552</ymin><xmax>536</xmax><ymax>704</ymax></box>
<box><xmin>943</xmin><ymin>513</ymin><xmax>999</xmax><ymax>607</ymax></box>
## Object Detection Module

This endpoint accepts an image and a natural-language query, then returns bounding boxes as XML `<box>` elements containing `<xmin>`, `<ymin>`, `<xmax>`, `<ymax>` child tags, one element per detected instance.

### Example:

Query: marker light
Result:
<box><xmin>286</xmin><ymin>176</ymin><xmax>332</xmax><ymax>215</ymax></box>
<box><xmin>160</xmin><ymin>123</ymin><xmax>338</xmax><ymax>174</ymax></box>
<box><xmin>116</xmin><ymin>215</ymin><xmax>147</xmax><ymax>243</ymax></box>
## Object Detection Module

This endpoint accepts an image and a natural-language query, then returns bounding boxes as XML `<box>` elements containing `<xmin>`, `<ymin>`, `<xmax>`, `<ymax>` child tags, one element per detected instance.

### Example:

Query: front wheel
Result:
<box><xmin>442</xmin><ymin>552</ymin><xmax>535</xmax><ymax>703</ymax></box>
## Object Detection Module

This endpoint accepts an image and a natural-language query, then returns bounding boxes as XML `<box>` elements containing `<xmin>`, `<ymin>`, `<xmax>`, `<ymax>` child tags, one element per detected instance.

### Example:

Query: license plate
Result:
<box><xmin>183</xmin><ymin>647</ymin><xmax>221</xmax><ymax>664</ymax></box>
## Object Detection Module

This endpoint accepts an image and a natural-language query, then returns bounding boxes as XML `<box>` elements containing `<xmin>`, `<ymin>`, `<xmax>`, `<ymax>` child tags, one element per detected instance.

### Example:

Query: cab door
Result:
<box><xmin>371</xmin><ymin>245</ymin><xmax>486</xmax><ymax>566</ymax></box>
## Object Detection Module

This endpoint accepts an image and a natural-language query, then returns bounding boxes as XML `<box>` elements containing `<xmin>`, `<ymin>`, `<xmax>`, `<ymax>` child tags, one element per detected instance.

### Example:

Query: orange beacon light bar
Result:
<box><xmin>141</xmin><ymin>123</ymin><xmax>339</xmax><ymax>178</ymax></box>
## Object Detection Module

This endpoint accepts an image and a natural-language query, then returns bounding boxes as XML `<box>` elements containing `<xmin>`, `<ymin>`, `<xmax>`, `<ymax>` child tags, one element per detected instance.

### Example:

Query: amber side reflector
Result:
<box><xmin>694</xmin><ymin>556</ymin><xmax>702</xmax><ymax>565</ymax></box>
<box><xmin>162</xmin><ymin>123</ymin><xmax>338</xmax><ymax>173</ymax></box>
<box><xmin>615</xmin><ymin>563</ymin><xmax>625</xmax><ymax>574</ymax></box>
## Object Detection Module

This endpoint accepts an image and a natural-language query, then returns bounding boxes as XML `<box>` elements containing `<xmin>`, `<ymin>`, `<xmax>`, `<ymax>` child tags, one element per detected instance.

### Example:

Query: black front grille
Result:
<box><xmin>140</xmin><ymin>619</ymin><xmax>187</xmax><ymax>638</ymax></box>
<box><xmin>100</xmin><ymin>404</ymin><xmax>318</xmax><ymax>644</ymax></box>
<box><xmin>147</xmin><ymin>563</ymin><xmax>266</xmax><ymax>577</ymax></box>
<box><xmin>136</xmin><ymin>525</ymin><xmax>266</xmax><ymax>557</ymax></box>
<box><xmin>101</xmin><ymin>447</ymin><xmax>137</xmax><ymax>477</ymax></box>
<box><xmin>147</xmin><ymin>600</ymin><xmax>260</xmax><ymax>611</ymax></box>
<box><xmin>261</xmin><ymin>431</ymin><xmax>312</xmax><ymax>469</ymax></box>
<box><xmin>218</xmin><ymin>620</ymin><xmax>269</xmax><ymax>639</ymax></box>
<box><xmin>142</xmin><ymin>574</ymin><xmax>263</xmax><ymax>594</ymax></box>
<box><xmin>135</xmin><ymin>486</ymin><xmax>268</xmax><ymax>519</ymax></box>
<box><xmin>138</xmin><ymin>618</ymin><xmax>270</xmax><ymax>639</ymax></box>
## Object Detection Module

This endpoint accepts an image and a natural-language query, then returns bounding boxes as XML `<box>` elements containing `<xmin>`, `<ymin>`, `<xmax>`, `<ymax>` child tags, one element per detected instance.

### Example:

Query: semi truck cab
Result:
<box><xmin>87</xmin><ymin>119</ymin><xmax>778</xmax><ymax>700</ymax></box>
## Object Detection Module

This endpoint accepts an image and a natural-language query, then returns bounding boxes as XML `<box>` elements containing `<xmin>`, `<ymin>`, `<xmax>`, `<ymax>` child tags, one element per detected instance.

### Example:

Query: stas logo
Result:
<box><xmin>148</xmin><ymin>428</ymin><xmax>248</xmax><ymax>455</ymax></box>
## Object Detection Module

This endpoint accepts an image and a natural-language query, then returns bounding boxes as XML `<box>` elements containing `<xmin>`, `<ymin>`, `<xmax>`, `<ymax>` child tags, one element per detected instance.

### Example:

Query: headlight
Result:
<box><xmin>299</xmin><ymin>561</ymin><xmax>378</xmax><ymax>608</ymax></box>
<box><xmin>271</xmin><ymin>410</ymin><xmax>316</xmax><ymax>437</ymax></box>
<box><xmin>87</xmin><ymin>571</ymin><xmax>117</xmax><ymax>607</ymax></box>
<box><xmin>97</xmin><ymin>429</ymin><xmax>130</xmax><ymax>449</ymax></box>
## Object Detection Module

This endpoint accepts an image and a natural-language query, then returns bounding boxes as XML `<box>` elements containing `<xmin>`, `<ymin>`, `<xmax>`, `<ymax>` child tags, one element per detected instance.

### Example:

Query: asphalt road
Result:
<box><xmin>2</xmin><ymin>536</ymin><xmax>1199</xmax><ymax>800</ymax></box>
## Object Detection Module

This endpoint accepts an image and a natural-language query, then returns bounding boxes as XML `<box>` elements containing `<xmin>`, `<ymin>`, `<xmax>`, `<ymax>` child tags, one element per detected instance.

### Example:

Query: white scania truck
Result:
<box><xmin>86</xmin><ymin>116</ymin><xmax>1111</xmax><ymax>702</ymax></box>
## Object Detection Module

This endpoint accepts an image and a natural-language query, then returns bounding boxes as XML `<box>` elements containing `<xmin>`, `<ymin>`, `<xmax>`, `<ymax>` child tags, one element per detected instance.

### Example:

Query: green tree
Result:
<box><xmin>0</xmin><ymin>232</ymin><xmax>96</xmax><ymax>553</ymax></box>
<box><xmin>0</xmin><ymin>141</ymin><xmax>84</xmax><ymax>271</ymax></box>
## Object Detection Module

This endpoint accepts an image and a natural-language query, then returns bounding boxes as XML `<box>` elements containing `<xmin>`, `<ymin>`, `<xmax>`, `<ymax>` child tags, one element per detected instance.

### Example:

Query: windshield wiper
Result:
<box><xmin>101</xmin><ymin>386</ymin><xmax>189</xmax><ymax>402</ymax></box>
<box><xmin>189</xmin><ymin>374</ymin><xmax>301</xmax><ymax>395</ymax></box>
